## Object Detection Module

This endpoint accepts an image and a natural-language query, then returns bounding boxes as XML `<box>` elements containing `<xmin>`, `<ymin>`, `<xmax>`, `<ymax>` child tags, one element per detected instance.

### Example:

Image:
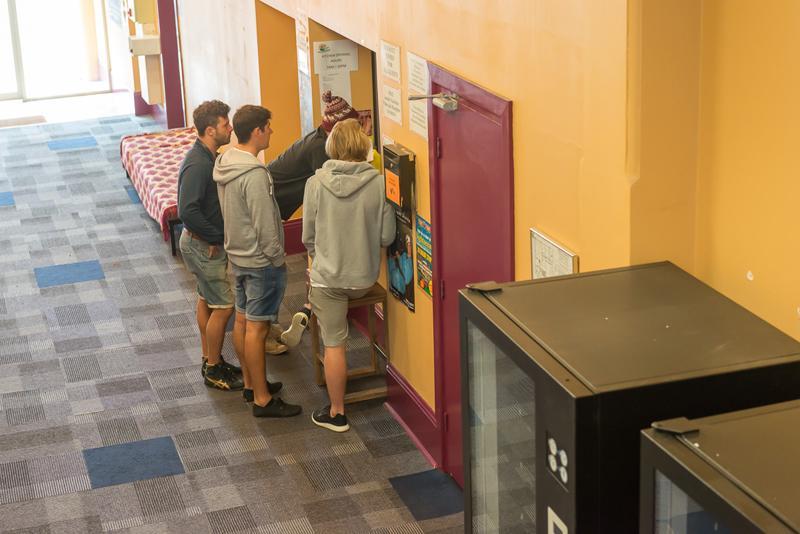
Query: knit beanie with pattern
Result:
<box><xmin>321</xmin><ymin>90</ymin><xmax>359</xmax><ymax>132</ymax></box>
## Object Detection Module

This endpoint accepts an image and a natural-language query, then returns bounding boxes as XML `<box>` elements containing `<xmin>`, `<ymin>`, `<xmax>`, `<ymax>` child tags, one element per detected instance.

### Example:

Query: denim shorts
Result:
<box><xmin>232</xmin><ymin>264</ymin><xmax>287</xmax><ymax>322</ymax></box>
<box><xmin>179</xmin><ymin>230</ymin><xmax>234</xmax><ymax>308</ymax></box>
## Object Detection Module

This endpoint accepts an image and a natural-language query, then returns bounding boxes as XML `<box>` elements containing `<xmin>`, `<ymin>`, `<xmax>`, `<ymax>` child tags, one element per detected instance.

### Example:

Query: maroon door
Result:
<box><xmin>429</xmin><ymin>65</ymin><xmax>514</xmax><ymax>486</ymax></box>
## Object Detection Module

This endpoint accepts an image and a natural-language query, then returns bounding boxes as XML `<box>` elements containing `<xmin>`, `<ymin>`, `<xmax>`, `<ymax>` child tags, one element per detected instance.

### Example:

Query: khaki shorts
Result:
<box><xmin>179</xmin><ymin>230</ymin><xmax>234</xmax><ymax>308</ymax></box>
<box><xmin>309</xmin><ymin>286</ymin><xmax>370</xmax><ymax>347</ymax></box>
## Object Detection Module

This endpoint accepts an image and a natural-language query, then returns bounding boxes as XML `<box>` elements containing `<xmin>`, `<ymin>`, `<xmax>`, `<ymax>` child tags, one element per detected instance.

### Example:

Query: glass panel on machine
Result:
<box><xmin>468</xmin><ymin>319</ymin><xmax>536</xmax><ymax>533</ymax></box>
<box><xmin>654</xmin><ymin>470</ymin><xmax>731</xmax><ymax>534</ymax></box>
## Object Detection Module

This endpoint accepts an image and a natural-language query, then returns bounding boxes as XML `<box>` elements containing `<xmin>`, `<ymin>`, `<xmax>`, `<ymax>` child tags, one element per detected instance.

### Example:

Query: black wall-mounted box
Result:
<box><xmin>383</xmin><ymin>143</ymin><xmax>415</xmax><ymax>225</ymax></box>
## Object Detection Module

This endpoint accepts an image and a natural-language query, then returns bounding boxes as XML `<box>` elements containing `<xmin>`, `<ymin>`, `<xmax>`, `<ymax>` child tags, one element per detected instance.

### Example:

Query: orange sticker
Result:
<box><xmin>385</xmin><ymin>169</ymin><xmax>400</xmax><ymax>205</ymax></box>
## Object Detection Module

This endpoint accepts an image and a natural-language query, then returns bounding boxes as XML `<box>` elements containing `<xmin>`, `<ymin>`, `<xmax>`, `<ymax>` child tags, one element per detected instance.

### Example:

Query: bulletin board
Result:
<box><xmin>530</xmin><ymin>228</ymin><xmax>579</xmax><ymax>279</ymax></box>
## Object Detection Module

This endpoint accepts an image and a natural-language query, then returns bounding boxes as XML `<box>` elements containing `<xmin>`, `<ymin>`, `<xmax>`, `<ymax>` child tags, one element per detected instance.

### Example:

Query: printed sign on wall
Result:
<box><xmin>416</xmin><ymin>214</ymin><xmax>433</xmax><ymax>297</ymax></box>
<box><xmin>380</xmin><ymin>40</ymin><xmax>401</xmax><ymax>83</ymax></box>
<box><xmin>388</xmin><ymin>214</ymin><xmax>415</xmax><ymax>312</ymax></box>
<box><xmin>407</xmin><ymin>52</ymin><xmax>430</xmax><ymax>140</ymax></box>
<box><xmin>382</xmin><ymin>85</ymin><xmax>403</xmax><ymax>125</ymax></box>
<box><xmin>313</xmin><ymin>40</ymin><xmax>358</xmax><ymax>74</ymax></box>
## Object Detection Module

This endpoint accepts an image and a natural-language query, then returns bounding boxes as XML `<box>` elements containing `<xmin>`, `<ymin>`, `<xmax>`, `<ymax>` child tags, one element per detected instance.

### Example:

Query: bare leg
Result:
<box><xmin>196</xmin><ymin>299</ymin><xmax>211</xmax><ymax>361</ymax></box>
<box><xmin>232</xmin><ymin>311</ymin><xmax>250</xmax><ymax>389</ymax></box>
<box><xmin>324</xmin><ymin>344</ymin><xmax>347</xmax><ymax>416</ymax></box>
<box><xmin>206</xmin><ymin>307</ymin><xmax>233</xmax><ymax>365</ymax></box>
<box><xmin>245</xmin><ymin>320</ymin><xmax>271</xmax><ymax>406</ymax></box>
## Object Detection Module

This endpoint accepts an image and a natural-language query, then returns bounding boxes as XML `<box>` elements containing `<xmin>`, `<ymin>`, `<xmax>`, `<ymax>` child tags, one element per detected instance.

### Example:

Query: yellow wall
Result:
<box><xmin>253</xmin><ymin>0</ymin><xmax>631</xmax><ymax>409</ymax></box>
<box><xmin>180</xmin><ymin>0</ymin><xmax>800</xmax><ymax>411</ymax></box>
<box><xmin>255</xmin><ymin>2</ymin><xmax>302</xmax><ymax>162</ymax></box>
<box><xmin>694</xmin><ymin>0</ymin><xmax>800</xmax><ymax>340</ymax></box>
<box><xmin>629</xmin><ymin>0</ymin><xmax>701</xmax><ymax>271</ymax></box>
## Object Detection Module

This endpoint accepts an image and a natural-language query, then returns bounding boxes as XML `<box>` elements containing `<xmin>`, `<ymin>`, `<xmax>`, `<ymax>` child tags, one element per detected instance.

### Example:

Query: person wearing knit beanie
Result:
<box><xmin>267</xmin><ymin>91</ymin><xmax>363</xmax><ymax>349</ymax></box>
<box><xmin>321</xmin><ymin>91</ymin><xmax>360</xmax><ymax>133</ymax></box>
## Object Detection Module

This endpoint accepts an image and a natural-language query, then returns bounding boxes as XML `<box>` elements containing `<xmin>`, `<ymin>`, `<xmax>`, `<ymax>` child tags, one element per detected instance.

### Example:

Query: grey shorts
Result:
<box><xmin>179</xmin><ymin>230</ymin><xmax>234</xmax><ymax>308</ymax></box>
<box><xmin>309</xmin><ymin>286</ymin><xmax>369</xmax><ymax>347</ymax></box>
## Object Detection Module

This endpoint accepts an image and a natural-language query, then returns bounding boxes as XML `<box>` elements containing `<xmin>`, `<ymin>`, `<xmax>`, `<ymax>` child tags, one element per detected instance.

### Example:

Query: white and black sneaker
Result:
<box><xmin>280</xmin><ymin>308</ymin><xmax>310</xmax><ymax>348</ymax></box>
<box><xmin>311</xmin><ymin>406</ymin><xmax>350</xmax><ymax>433</ymax></box>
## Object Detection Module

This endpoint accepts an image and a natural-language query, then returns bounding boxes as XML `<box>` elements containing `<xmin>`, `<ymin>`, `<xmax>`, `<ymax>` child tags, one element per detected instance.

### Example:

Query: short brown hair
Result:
<box><xmin>325</xmin><ymin>119</ymin><xmax>370</xmax><ymax>161</ymax></box>
<box><xmin>193</xmin><ymin>100</ymin><xmax>230</xmax><ymax>136</ymax></box>
<box><xmin>232</xmin><ymin>105</ymin><xmax>272</xmax><ymax>144</ymax></box>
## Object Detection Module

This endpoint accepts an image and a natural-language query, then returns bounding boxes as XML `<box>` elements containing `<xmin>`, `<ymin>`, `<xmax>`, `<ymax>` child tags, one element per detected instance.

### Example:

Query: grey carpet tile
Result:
<box><xmin>0</xmin><ymin>116</ymin><xmax>462</xmax><ymax>531</ymax></box>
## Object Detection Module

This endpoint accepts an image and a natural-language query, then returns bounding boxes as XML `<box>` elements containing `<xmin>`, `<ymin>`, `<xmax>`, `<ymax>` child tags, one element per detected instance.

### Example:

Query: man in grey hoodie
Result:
<box><xmin>213</xmin><ymin>105</ymin><xmax>301</xmax><ymax>418</ymax></box>
<box><xmin>303</xmin><ymin>119</ymin><xmax>395</xmax><ymax>432</ymax></box>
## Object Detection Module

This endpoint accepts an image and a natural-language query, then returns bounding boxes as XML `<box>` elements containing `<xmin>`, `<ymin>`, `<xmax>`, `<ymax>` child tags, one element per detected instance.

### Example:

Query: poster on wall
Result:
<box><xmin>313</xmin><ymin>40</ymin><xmax>358</xmax><ymax>75</ymax></box>
<box><xmin>415</xmin><ymin>214</ymin><xmax>433</xmax><ymax>297</ymax></box>
<box><xmin>319</xmin><ymin>71</ymin><xmax>352</xmax><ymax>109</ymax></box>
<box><xmin>407</xmin><ymin>52</ymin><xmax>429</xmax><ymax>140</ymax></box>
<box><xmin>388</xmin><ymin>214</ymin><xmax>415</xmax><ymax>312</ymax></box>
<box><xmin>357</xmin><ymin>109</ymin><xmax>373</xmax><ymax>136</ymax></box>
<box><xmin>380</xmin><ymin>40</ymin><xmax>401</xmax><ymax>82</ymax></box>
<box><xmin>382</xmin><ymin>85</ymin><xmax>403</xmax><ymax>125</ymax></box>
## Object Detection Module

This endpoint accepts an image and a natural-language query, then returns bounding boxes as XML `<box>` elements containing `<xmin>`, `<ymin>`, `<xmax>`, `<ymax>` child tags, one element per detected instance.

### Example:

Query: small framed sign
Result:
<box><xmin>530</xmin><ymin>228</ymin><xmax>578</xmax><ymax>279</ymax></box>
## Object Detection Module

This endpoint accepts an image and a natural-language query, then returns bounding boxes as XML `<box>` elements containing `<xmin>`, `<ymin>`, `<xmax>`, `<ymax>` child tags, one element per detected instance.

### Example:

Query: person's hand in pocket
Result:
<box><xmin>208</xmin><ymin>245</ymin><xmax>219</xmax><ymax>259</ymax></box>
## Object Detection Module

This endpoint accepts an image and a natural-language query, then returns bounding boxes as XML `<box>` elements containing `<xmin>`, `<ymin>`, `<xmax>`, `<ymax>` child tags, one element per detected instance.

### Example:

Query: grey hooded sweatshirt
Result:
<box><xmin>213</xmin><ymin>148</ymin><xmax>285</xmax><ymax>269</ymax></box>
<box><xmin>303</xmin><ymin>160</ymin><xmax>395</xmax><ymax>289</ymax></box>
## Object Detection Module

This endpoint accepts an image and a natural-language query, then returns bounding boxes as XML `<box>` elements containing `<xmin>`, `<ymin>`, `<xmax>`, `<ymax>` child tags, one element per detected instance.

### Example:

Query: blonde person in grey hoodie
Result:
<box><xmin>304</xmin><ymin>119</ymin><xmax>396</xmax><ymax>432</ymax></box>
<box><xmin>213</xmin><ymin>105</ymin><xmax>301</xmax><ymax>419</ymax></box>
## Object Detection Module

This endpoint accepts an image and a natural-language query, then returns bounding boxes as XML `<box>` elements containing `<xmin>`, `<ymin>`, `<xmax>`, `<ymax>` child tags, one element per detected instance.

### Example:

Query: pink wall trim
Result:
<box><xmin>386</xmin><ymin>365</ymin><xmax>442</xmax><ymax>467</ymax></box>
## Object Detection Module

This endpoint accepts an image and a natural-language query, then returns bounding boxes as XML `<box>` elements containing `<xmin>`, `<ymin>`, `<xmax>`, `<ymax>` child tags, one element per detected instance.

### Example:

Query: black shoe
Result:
<box><xmin>201</xmin><ymin>358</ymin><xmax>208</xmax><ymax>378</ymax></box>
<box><xmin>204</xmin><ymin>364</ymin><xmax>244</xmax><ymax>391</ymax></box>
<box><xmin>252</xmin><ymin>397</ymin><xmax>302</xmax><ymax>418</ymax></box>
<box><xmin>242</xmin><ymin>381</ymin><xmax>283</xmax><ymax>402</ymax></box>
<box><xmin>218</xmin><ymin>356</ymin><xmax>242</xmax><ymax>375</ymax></box>
<box><xmin>311</xmin><ymin>406</ymin><xmax>349</xmax><ymax>432</ymax></box>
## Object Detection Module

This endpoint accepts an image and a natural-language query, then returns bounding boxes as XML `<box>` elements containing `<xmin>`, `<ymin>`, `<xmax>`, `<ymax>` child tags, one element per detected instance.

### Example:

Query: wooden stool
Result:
<box><xmin>311</xmin><ymin>283</ymin><xmax>389</xmax><ymax>403</ymax></box>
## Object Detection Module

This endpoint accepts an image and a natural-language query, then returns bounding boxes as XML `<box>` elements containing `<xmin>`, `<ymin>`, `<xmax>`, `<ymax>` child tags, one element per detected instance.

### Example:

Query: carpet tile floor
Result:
<box><xmin>0</xmin><ymin>117</ymin><xmax>464</xmax><ymax>533</ymax></box>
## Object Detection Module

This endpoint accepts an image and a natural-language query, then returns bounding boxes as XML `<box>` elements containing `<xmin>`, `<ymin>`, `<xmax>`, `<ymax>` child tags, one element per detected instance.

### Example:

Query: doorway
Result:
<box><xmin>429</xmin><ymin>65</ymin><xmax>514</xmax><ymax>486</ymax></box>
<box><xmin>1</xmin><ymin>0</ymin><xmax>112</xmax><ymax>102</ymax></box>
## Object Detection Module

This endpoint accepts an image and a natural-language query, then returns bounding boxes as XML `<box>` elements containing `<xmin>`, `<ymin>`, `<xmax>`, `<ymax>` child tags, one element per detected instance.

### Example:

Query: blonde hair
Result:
<box><xmin>325</xmin><ymin>118</ymin><xmax>371</xmax><ymax>162</ymax></box>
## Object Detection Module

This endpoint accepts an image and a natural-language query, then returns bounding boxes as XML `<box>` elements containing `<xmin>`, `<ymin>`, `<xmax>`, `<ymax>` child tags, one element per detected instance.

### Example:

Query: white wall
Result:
<box><xmin>176</xmin><ymin>0</ymin><xmax>260</xmax><ymax>125</ymax></box>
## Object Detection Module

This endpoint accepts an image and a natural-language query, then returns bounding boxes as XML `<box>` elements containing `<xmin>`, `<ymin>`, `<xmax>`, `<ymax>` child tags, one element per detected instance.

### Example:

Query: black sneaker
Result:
<box><xmin>252</xmin><ymin>397</ymin><xmax>302</xmax><ymax>418</ymax></box>
<box><xmin>311</xmin><ymin>406</ymin><xmax>350</xmax><ymax>432</ymax></box>
<box><xmin>218</xmin><ymin>356</ymin><xmax>242</xmax><ymax>376</ymax></box>
<box><xmin>242</xmin><ymin>381</ymin><xmax>283</xmax><ymax>402</ymax></box>
<box><xmin>202</xmin><ymin>356</ymin><xmax>241</xmax><ymax>376</ymax></box>
<box><xmin>204</xmin><ymin>364</ymin><xmax>244</xmax><ymax>391</ymax></box>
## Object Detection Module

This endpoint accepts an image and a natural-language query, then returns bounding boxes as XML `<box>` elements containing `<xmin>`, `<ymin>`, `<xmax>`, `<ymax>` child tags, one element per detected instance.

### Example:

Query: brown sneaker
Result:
<box><xmin>264</xmin><ymin>337</ymin><xmax>288</xmax><ymax>355</ymax></box>
<box><xmin>267</xmin><ymin>323</ymin><xmax>284</xmax><ymax>341</ymax></box>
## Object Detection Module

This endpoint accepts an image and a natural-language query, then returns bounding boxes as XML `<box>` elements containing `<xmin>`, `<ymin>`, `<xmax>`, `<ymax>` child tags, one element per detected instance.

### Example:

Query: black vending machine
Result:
<box><xmin>459</xmin><ymin>262</ymin><xmax>800</xmax><ymax>533</ymax></box>
<box><xmin>640</xmin><ymin>400</ymin><xmax>800</xmax><ymax>533</ymax></box>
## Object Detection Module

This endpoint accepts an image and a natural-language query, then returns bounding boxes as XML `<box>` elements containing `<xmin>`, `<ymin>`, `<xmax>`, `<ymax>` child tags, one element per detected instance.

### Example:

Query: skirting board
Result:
<box><xmin>385</xmin><ymin>364</ymin><xmax>442</xmax><ymax>468</ymax></box>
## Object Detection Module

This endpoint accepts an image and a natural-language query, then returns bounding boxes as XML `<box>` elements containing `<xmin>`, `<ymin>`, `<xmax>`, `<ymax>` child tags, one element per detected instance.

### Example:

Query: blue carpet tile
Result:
<box><xmin>47</xmin><ymin>136</ymin><xmax>98</xmax><ymax>151</ymax></box>
<box><xmin>390</xmin><ymin>469</ymin><xmax>465</xmax><ymax>521</ymax></box>
<box><xmin>83</xmin><ymin>436</ymin><xmax>185</xmax><ymax>488</ymax></box>
<box><xmin>0</xmin><ymin>191</ymin><xmax>14</xmax><ymax>206</ymax></box>
<box><xmin>125</xmin><ymin>185</ymin><xmax>142</xmax><ymax>203</ymax></box>
<box><xmin>34</xmin><ymin>260</ymin><xmax>105</xmax><ymax>288</ymax></box>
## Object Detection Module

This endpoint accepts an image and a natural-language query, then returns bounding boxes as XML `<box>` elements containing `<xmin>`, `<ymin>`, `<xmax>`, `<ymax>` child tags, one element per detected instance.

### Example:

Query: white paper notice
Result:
<box><xmin>313</xmin><ymin>40</ymin><xmax>358</xmax><ymax>75</ymax></box>
<box><xmin>320</xmin><ymin>72</ymin><xmax>352</xmax><ymax>109</ymax></box>
<box><xmin>381</xmin><ymin>40</ymin><xmax>401</xmax><ymax>83</ymax></box>
<box><xmin>407</xmin><ymin>52</ymin><xmax>429</xmax><ymax>140</ymax></box>
<box><xmin>382</xmin><ymin>85</ymin><xmax>402</xmax><ymax>125</ymax></box>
